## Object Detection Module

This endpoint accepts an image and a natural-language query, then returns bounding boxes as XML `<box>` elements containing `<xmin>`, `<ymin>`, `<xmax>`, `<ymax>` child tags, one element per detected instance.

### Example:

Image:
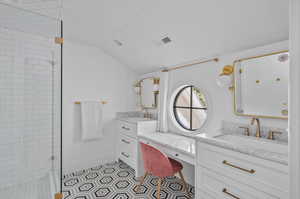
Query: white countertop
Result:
<box><xmin>138</xmin><ymin>131</ymin><xmax>196</xmax><ymax>157</ymax></box>
<box><xmin>195</xmin><ymin>133</ymin><xmax>288</xmax><ymax>165</ymax></box>
<box><xmin>117</xmin><ymin>117</ymin><xmax>157</xmax><ymax>124</ymax></box>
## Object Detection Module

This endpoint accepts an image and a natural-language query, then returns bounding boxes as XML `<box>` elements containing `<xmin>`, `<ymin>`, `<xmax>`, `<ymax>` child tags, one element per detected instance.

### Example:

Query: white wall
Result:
<box><xmin>147</xmin><ymin>41</ymin><xmax>289</xmax><ymax>137</ymax></box>
<box><xmin>140</xmin><ymin>40</ymin><xmax>289</xmax><ymax>185</ymax></box>
<box><xmin>165</xmin><ymin>41</ymin><xmax>288</xmax><ymax>136</ymax></box>
<box><xmin>289</xmin><ymin>1</ymin><xmax>300</xmax><ymax>198</ymax></box>
<box><xmin>63</xmin><ymin>41</ymin><xmax>138</xmax><ymax>174</ymax></box>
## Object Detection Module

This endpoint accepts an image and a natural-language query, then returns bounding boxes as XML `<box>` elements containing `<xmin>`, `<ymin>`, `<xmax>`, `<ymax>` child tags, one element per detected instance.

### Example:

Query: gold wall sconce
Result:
<box><xmin>217</xmin><ymin>65</ymin><xmax>234</xmax><ymax>91</ymax></box>
<box><xmin>281</xmin><ymin>109</ymin><xmax>288</xmax><ymax>116</ymax></box>
<box><xmin>221</xmin><ymin>65</ymin><xmax>234</xmax><ymax>76</ymax></box>
<box><xmin>153</xmin><ymin>78</ymin><xmax>160</xmax><ymax>94</ymax></box>
<box><xmin>133</xmin><ymin>81</ymin><xmax>141</xmax><ymax>95</ymax></box>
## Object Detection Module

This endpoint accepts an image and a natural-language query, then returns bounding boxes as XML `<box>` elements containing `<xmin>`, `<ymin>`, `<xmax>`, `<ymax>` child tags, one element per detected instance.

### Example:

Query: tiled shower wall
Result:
<box><xmin>0</xmin><ymin>23</ymin><xmax>61</xmax><ymax>188</ymax></box>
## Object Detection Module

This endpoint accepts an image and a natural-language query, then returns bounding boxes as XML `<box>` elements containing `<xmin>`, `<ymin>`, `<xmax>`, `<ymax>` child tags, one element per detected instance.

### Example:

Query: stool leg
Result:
<box><xmin>157</xmin><ymin>178</ymin><xmax>162</xmax><ymax>199</ymax></box>
<box><xmin>178</xmin><ymin>170</ymin><xmax>190</xmax><ymax>198</ymax></box>
<box><xmin>135</xmin><ymin>172</ymin><xmax>148</xmax><ymax>192</ymax></box>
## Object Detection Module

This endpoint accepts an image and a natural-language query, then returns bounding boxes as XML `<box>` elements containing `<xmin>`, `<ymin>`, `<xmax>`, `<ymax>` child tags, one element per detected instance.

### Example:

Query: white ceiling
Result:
<box><xmin>63</xmin><ymin>0</ymin><xmax>288</xmax><ymax>74</ymax></box>
<box><xmin>0</xmin><ymin>0</ymin><xmax>62</xmax><ymax>19</ymax></box>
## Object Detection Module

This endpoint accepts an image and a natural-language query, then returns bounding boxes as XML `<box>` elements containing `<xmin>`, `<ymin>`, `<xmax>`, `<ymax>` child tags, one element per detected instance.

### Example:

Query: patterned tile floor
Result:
<box><xmin>63</xmin><ymin>161</ymin><xmax>195</xmax><ymax>199</ymax></box>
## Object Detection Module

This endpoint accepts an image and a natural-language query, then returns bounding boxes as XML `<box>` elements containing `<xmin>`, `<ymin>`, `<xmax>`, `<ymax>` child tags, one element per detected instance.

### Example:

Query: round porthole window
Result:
<box><xmin>172</xmin><ymin>85</ymin><xmax>208</xmax><ymax>132</ymax></box>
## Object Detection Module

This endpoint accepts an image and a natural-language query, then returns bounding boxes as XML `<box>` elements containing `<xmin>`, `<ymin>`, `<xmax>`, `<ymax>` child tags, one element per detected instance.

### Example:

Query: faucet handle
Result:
<box><xmin>267</xmin><ymin>130</ymin><xmax>282</xmax><ymax>140</ymax></box>
<box><xmin>239</xmin><ymin>126</ymin><xmax>250</xmax><ymax>136</ymax></box>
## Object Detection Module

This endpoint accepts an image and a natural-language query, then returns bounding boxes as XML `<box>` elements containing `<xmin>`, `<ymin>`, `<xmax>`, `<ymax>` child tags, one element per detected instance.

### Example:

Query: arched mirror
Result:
<box><xmin>137</xmin><ymin>77</ymin><xmax>160</xmax><ymax>109</ymax></box>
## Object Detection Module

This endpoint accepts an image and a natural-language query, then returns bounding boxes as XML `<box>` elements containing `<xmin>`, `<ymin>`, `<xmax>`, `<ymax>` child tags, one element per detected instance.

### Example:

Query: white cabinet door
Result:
<box><xmin>197</xmin><ymin>166</ymin><xmax>281</xmax><ymax>199</ymax></box>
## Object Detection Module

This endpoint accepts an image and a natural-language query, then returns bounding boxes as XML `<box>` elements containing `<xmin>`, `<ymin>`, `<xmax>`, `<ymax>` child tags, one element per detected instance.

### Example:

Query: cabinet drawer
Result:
<box><xmin>197</xmin><ymin>188</ymin><xmax>218</xmax><ymax>199</ymax></box>
<box><xmin>119</xmin><ymin>134</ymin><xmax>137</xmax><ymax>158</ymax></box>
<box><xmin>118</xmin><ymin>121</ymin><xmax>137</xmax><ymax>138</ymax></box>
<box><xmin>197</xmin><ymin>166</ymin><xmax>280</xmax><ymax>199</ymax></box>
<box><xmin>197</xmin><ymin>143</ymin><xmax>288</xmax><ymax>196</ymax></box>
<box><xmin>118</xmin><ymin>150</ymin><xmax>136</xmax><ymax>169</ymax></box>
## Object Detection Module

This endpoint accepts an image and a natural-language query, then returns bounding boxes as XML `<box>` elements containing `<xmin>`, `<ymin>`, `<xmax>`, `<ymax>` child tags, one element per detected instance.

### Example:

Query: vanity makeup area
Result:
<box><xmin>116</xmin><ymin>49</ymin><xmax>289</xmax><ymax>199</ymax></box>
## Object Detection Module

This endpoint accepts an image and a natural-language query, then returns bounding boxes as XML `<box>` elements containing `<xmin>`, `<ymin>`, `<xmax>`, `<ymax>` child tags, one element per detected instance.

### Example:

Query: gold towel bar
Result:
<box><xmin>74</xmin><ymin>101</ymin><xmax>107</xmax><ymax>105</ymax></box>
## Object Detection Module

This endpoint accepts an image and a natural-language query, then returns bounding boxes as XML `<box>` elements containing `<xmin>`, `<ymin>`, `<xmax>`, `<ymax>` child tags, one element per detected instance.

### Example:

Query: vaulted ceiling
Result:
<box><xmin>63</xmin><ymin>0</ymin><xmax>288</xmax><ymax>74</ymax></box>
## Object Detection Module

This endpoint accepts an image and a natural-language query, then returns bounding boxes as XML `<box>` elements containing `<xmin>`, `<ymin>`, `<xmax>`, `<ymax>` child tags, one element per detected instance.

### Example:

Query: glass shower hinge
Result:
<box><xmin>55</xmin><ymin>192</ymin><xmax>63</xmax><ymax>199</ymax></box>
<box><xmin>55</xmin><ymin>37</ymin><xmax>64</xmax><ymax>44</ymax></box>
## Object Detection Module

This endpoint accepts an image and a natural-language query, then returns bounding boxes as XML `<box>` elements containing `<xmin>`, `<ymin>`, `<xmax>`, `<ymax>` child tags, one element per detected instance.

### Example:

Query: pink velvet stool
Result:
<box><xmin>136</xmin><ymin>142</ymin><xmax>190</xmax><ymax>199</ymax></box>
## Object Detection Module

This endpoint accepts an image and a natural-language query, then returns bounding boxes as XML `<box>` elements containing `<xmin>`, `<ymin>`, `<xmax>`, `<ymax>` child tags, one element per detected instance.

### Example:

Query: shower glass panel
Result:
<box><xmin>0</xmin><ymin>2</ymin><xmax>62</xmax><ymax>199</ymax></box>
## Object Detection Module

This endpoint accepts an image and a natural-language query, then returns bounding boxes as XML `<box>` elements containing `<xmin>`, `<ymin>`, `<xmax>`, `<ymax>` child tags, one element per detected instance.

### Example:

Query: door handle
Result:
<box><xmin>121</xmin><ymin>139</ymin><xmax>130</xmax><ymax>144</ymax></box>
<box><xmin>222</xmin><ymin>188</ymin><xmax>240</xmax><ymax>199</ymax></box>
<box><xmin>121</xmin><ymin>152</ymin><xmax>130</xmax><ymax>158</ymax></box>
<box><xmin>122</xmin><ymin>126</ymin><xmax>130</xmax><ymax>131</ymax></box>
<box><xmin>223</xmin><ymin>160</ymin><xmax>255</xmax><ymax>174</ymax></box>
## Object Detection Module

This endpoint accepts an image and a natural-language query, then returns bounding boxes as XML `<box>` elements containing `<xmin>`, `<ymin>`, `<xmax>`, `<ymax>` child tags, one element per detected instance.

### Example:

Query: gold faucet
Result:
<box><xmin>251</xmin><ymin>118</ymin><xmax>261</xmax><ymax>138</ymax></box>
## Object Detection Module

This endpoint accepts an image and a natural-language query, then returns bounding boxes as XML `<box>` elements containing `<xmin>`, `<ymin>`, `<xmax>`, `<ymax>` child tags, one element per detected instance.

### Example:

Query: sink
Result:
<box><xmin>214</xmin><ymin>134</ymin><xmax>288</xmax><ymax>154</ymax></box>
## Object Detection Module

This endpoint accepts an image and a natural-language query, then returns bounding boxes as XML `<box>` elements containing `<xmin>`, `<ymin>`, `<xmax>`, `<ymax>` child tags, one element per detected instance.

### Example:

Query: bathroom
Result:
<box><xmin>1</xmin><ymin>0</ymin><xmax>300</xmax><ymax>199</ymax></box>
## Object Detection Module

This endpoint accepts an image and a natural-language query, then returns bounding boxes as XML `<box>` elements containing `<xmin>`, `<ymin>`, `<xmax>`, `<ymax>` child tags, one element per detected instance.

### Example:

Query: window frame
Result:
<box><xmin>173</xmin><ymin>85</ymin><xmax>207</xmax><ymax>131</ymax></box>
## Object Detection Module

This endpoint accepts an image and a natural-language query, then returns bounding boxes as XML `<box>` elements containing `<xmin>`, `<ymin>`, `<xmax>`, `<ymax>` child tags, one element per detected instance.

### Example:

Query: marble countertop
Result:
<box><xmin>138</xmin><ymin>131</ymin><xmax>196</xmax><ymax>157</ymax></box>
<box><xmin>195</xmin><ymin>133</ymin><xmax>288</xmax><ymax>165</ymax></box>
<box><xmin>117</xmin><ymin>117</ymin><xmax>157</xmax><ymax>124</ymax></box>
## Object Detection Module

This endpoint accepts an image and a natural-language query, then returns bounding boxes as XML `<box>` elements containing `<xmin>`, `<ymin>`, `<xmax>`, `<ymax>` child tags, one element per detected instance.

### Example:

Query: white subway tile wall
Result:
<box><xmin>0</xmin><ymin>21</ymin><xmax>61</xmax><ymax>198</ymax></box>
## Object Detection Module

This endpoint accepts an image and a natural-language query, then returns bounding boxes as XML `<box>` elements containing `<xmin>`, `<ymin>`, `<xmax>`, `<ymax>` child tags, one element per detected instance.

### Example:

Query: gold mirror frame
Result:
<box><xmin>139</xmin><ymin>77</ymin><xmax>160</xmax><ymax>109</ymax></box>
<box><xmin>233</xmin><ymin>50</ymin><xmax>289</xmax><ymax>120</ymax></box>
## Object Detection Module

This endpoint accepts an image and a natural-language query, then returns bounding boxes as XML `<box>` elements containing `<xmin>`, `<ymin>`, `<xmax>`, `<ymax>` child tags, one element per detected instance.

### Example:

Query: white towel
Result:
<box><xmin>80</xmin><ymin>101</ymin><xmax>103</xmax><ymax>141</ymax></box>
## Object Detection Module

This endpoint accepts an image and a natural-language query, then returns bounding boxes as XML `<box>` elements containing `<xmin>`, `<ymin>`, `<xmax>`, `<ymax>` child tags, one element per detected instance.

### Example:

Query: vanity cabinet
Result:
<box><xmin>116</xmin><ymin>118</ymin><xmax>157</xmax><ymax>177</ymax></box>
<box><xmin>196</xmin><ymin>142</ymin><xmax>288</xmax><ymax>199</ymax></box>
<box><xmin>118</xmin><ymin>133</ymin><xmax>137</xmax><ymax>169</ymax></box>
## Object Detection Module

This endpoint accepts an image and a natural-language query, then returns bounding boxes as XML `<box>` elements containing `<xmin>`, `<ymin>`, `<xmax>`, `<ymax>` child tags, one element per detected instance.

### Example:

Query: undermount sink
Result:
<box><xmin>214</xmin><ymin>134</ymin><xmax>288</xmax><ymax>154</ymax></box>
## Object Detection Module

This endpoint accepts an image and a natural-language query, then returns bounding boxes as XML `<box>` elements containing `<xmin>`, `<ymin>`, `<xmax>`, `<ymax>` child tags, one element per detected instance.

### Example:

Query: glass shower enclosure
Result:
<box><xmin>0</xmin><ymin>1</ymin><xmax>62</xmax><ymax>199</ymax></box>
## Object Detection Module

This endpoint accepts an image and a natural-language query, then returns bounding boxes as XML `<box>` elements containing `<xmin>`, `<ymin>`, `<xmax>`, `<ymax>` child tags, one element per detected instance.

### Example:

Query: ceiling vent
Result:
<box><xmin>161</xmin><ymin>36</ymin><xmax>172</xmax><ymax>44</ymax></box>
<box><xmin>113</xmin><ymin>40</ymin><xmax>123</xmax><ymax>46</ymax></box>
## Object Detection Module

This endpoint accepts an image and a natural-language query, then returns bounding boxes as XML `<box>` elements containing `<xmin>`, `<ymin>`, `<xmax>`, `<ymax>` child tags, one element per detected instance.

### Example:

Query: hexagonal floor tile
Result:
<box><xmin>98</xmin><ymin>176</ymin><xmax>114</xmax><ymax>185</ymax></box>
<box><xmin>116</xmin><ymin>171</ymin><xmax>130</xmax><ymax>178</ymax></box>
<box><xmin>174</xmin><ymin>196</ymin><xmax>191</xmax><ymax>199</ymax></box>
<box><xmin>70</xmin><ymin>193</ymin><xmax>92</xmax><ymax>199</ymax></box>
<box><xmin>134</xmin><ymin>185</ymin><xmax>148</xmax><ymax>195</ymax></box>
<box><xmin>73</xmin><ymin>170</ymin><xmax>86</xmax><ymax>177</ymax></box>
<box><xmin>94</xmin><ymin>187</ymin><xmax>112</xmax><ymax>198</ymax></box>
<box><xmin>167</xmin><ymin>182</ymin><xmax>184</xmax><ymax>192</ymax></box>
<box><xmin>78</xmin><ymin>183</ymin><xmax>94</xmax><ymax>192</ymax></box>
<box><xmin>85</xmin><ymin>172</ymin><xmax>99</xmax><ymax>180</ymax></box>
<box><xmin>117</xmin><ymin>180</ymin><xmax>132</xmax><ymax>189</ymax></box>
<box><xmin>151</xmin><ymin>189</ymin><xmax>169</xmax><ymax>199</ymax></box>
<box><xmin>63</xmin><ymin>161</ymin><xmax>195</xmax><ymax>199</ymax></box>
<box><xmin>112</xmin><ymin>192</ymin><xmax>133</xmax><ymax>199</ymax></box>
<box><xmin>64</xmin><ymin>178</ymin><xmax>79</xmax><ymax>187</ymax></box>
<box><xmin>103</xmin><ymin>168</ymin><xmax>115</xmax><ymax>174</ymax></box>
<box><xmin>62</xmin><ymin>190</ymin><xmax>72</xmax><ymax>198</ymax></box>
